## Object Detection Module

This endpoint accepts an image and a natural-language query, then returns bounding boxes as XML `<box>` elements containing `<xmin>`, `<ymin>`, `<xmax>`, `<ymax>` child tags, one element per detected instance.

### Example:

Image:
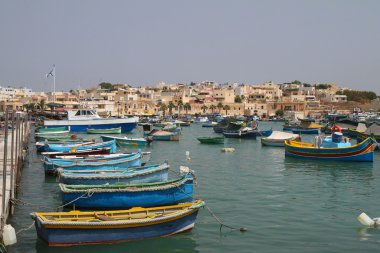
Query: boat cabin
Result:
<box><xmin>67</xmin><ymin>109</ymin><xmax>101</xmax><ymax>121</ymax></box>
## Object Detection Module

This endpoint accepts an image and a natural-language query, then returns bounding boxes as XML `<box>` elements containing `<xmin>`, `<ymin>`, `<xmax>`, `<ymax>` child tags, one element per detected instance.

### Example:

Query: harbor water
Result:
<box><xmin>7</xmin><ymin>122</ymin><xmax>380</xmax><ymax>253</ymax></box>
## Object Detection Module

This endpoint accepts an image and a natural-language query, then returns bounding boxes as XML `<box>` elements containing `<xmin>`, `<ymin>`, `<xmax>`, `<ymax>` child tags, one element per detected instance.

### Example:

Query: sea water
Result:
<box><xmin>8</xmin><ymin>122</ymin><xmax>380</xmax><ymax>253</ymax></box>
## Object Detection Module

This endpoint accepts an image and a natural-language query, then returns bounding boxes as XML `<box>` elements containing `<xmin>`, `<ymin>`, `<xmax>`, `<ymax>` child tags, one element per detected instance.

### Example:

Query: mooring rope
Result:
<box><xmin>175</xmin><ymin>183</ymin><xmax>247</xmax><ymax>233</ymax></box>
<box><xmin>16</xmin><ymin>221</ymin><xmax>35</xmax><ymax>235</ymax></box>
<box><xmin>55</xmin><ymin>190</ymin><xmax>95</xmax><ymax>211</ymax></box>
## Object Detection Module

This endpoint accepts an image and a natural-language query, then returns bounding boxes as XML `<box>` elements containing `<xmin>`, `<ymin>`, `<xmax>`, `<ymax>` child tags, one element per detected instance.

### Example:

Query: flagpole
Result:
<box><xmin>53</xmin><ymin>64</ymin><xmax>56</xmax><ymax>103</ymax></box>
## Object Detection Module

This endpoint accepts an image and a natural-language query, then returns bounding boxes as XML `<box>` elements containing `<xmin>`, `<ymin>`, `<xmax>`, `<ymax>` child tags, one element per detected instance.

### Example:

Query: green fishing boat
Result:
<box><xmin>86</xmin><ymin>127</ymin><xmax>122</xmax><ymax>134</ymax></box>
<box><xmin>36</xmin><ymin>135</ymin><xmax>81</xmax><ymax>142</ymax></box>
<box><xmin>197</xmin><ymin>136</ymin><xmax>224</xmax><ymax>144</ymax></box>
<box><xmin>36</xmin><ymin>126</ymin><xmax>69</xmax><ymax>133</ymax></box>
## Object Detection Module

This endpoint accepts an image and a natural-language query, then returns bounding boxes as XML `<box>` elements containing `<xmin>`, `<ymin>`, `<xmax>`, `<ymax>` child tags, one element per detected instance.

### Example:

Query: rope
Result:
<box><xmin>16</xmin><ymin>221</ymin><xmax>35</xmax><ymax>235</ymax></box>
<box><xmin>55</xmin><ymin>190</ymin><xmax>94</xmax><ymax>211</ymax></box>
<box><xmin>0</xmin><ymin>242</ymin><xmax>6</xmax><ymax>253</ymax></box>
<box><xmin>174</xmin><ymin>179</ymin><xmax>247</xmax><ymax>233</ymax></box>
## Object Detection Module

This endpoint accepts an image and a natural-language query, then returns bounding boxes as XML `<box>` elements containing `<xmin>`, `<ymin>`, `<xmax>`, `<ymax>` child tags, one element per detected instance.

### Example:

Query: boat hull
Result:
<box><xmin>44</xmin><ymin>118</ymin><xmax>138</xmax><ymax>133</ymax></box>
<box><xmin>197</xmin><ymin>137</ymin><xmax>224</xmax><ymax>144</ymax></box>
<box><xmin>87</xmin><ymin>127</ymin><xmax>122</xmax><ymax>134</ymax></box>
<box><xmin>46</xmin><ymin>140</ymin><xmax>117</xmax><ymax>153</ymax></box>
<box><xmin>291</xmin><ymin>128</ymin><xmax>320</xmax><ymax>134</ymax></box>
<box><xmin>44</xmin><ymin>154</ymin><xmax>142</xmax><ymax>174</ymax></box>
<box><xmin>41</xmin><ymin>148</ymin><xmax>112</xmax><ymax>158</ymax></box>
<box><xmin>101</xmin><ymin>135</ymin><xmax>147</xmax><ymax>146</ymax></box>
<box><xmin>285</xmin><ymin>138</ymin><xmax>374</xmax><ymax>162</ymax></box>
<box><xmin>60</xmin><ymin>177</ymin><xmax>194</xmax><ymax>209</ymax></box>
<box><xmin>59</xmin><ymin>164</ymin><xmax>170</xmax><ymax>185</ymax></box>
<box><xmin>33</xmin><ymin>207</ymin><xmax>200</xmax><ymax>246</ymax></box>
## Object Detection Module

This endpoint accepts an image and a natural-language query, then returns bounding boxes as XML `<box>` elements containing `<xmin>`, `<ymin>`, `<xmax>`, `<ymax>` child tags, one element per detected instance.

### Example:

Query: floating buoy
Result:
<box><xmin>2</xmin><ymin>224</ymin><xmax>17</xmax><ymax>246</ymax></box>
<box><xmin>357</xmin><ymin>212</ymin><xmax>380</xmax><ymax>227</ymax></box>
<box><xmin>221</xmin><ymin>148</ymin><xmax>235</xmax><ymax>152</ymax></box>
<box><xmin>186</xmin><ymin>151</ymin><xmax>191</xmax><ymax>160</ymax></box>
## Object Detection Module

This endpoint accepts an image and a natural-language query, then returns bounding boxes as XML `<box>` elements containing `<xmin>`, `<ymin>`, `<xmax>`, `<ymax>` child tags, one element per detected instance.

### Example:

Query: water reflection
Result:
<box><xmin>34</xmin><ymin>235</ymin><xmax>199</xmax><ymax>253</ymax></box>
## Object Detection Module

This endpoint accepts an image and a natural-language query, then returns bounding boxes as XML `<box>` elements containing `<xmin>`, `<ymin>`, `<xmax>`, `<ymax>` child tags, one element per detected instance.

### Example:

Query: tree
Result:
<box><xmin>234</xmin><ymin>95</ymin><xmax>242</xmax><ymax>103</ymax></box>
<box><xmin>183</xmin><ymin>103</ymin><xmax>191</xmax><ymax>114</ymax></box>
<box><xmin>275</xmin><ymin>109</ymin><xmax>284</xmax><ymax>117</ymax></box>
<box><xmin>159</xmin><ymin>103</ymin><xmax>167</xmax><ymax>117</ymax></box>
<box><xmin>99</xmin><ymin>82</ymin><xmax>113</xmax><ymax>90</ymax></box>
<box><xmin>217</xmin><ymin>102</ymin><xmax>223</xmax><ymax>113</ymax></box>
<box><xmin>177</xmin><ymin>99</ymin><xmax>183</xmax><ymax>115</ymax></box>
<box><xmin>39</xmin><ymin>99</ymin><xmax>46</xmax><ymax>112</ymax></box>
<box><xmin>201</xmin><ymin>105</ymin><xmax>208</xmax><ymax>114</ymax></box>
<box><xmin>168</xmin><ymin>102</ymin><xmax>175</xmax><ymax>115</ymax></box>
<box><xmin>291</xmin><ymin>80</ymin><xmax>302</xmax><ymax>85</ymax></box>
<box><xmin>336</xmin><ymin>90</ymin><xmax>377</xmax><ymax>102</ymax></box>
<box><xmin>223</xmin><ymin>105</ymin><xmax>230</xmax><ymax>115</ymax></box>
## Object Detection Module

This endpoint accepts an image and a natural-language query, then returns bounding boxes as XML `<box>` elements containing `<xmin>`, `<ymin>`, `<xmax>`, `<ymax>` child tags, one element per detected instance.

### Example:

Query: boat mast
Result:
<box><xmin>53</xmin><ymin>64</ymin><xmax>56</xmax><ymax>102</ymax></box>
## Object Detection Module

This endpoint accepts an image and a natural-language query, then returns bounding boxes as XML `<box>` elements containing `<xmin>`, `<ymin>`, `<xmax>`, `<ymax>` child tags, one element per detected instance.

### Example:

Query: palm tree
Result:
<box><xmin>223</xmin><ymin>105</ymin><xmax>230</xmax><ymax>115</ymax></box>
<box><xmin>168</xmin><ymin>102</ymin><xmax>175</xmax><ymax>115</ymax></box>
<box><xmin>177</xmin><ymin>99</ymin><xmax>183</xmax><ymax>115</ymax></box>
<box><xmin>209</xmin><ymin>104</ymin><xmax>216</xmax><ymax>113</ymax></box>
<box><xmin>183</xmin><ymin>103</ymin><xmax>191</xmax><ymax>114</ymax></box>
<box><xmin>159</xmin><ymin>103</ymin><xmax>168</xmax><ymax>117</ymax></box>
<box><xmin>217</xmin><ymin>102</ymin><xmax>223</xmax><ymax>113</ymax></box>
<box><xmin>201</xmin><ymin>105</ymin><xmax>208</xmax><ymax>114</ymax></box>
<box><xmin>39</xmin><ymin>99</ymin><xmax>46</xmax><ymax>112</ymax></box>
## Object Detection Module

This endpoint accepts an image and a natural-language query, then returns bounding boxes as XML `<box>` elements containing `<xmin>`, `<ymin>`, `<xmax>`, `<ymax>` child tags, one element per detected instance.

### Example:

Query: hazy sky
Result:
<box><xmin>1</xmin><ymin>0</ymin><xmax>379</xmax><ymax>93</ymax></box>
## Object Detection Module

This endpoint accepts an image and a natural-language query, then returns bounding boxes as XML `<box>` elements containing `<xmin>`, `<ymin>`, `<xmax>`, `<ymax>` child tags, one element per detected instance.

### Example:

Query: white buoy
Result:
<box><xmin>357</xmin><ymin>212</ymin><xmax>375</xmax><ymax>227</ymax></box>
<box><xmin>186</xmin><ymin>151</ymin><xmax>191</xmax><ymax>160</ymax></box>
<box><xmin>221</xmin><ymin>147</ymin><xmax>235</xmax><ymax>152</ymax></box>
<box><xmin>2</xmin><ymin>224</ymin><xmax>17</xmax><ymax>246</ymax></box>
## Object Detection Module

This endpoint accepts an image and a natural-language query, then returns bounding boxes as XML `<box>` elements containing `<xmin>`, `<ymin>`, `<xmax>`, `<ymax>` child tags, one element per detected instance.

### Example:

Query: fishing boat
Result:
<box><xmin>174</xmin><ymin>120</ymin><xmax>191</xmax><ymax>127</ymax></box>
<box><xmin>197</xmin><ymin>136</ymin><xmax>224</xmax><ymax>144</ymax></box>
<box><xmin>285</xmin><ymin>134</ymin><xmax>375</xmax><ymax>162</ymax></box>
<box><xmin>41</xmin><ymin>148</ymin><xmax>112</xmax><ymax>158</ymax></box>
<box><xmin>57</xmin><ymin>163</ymin><xmax>170</xmax><ymax>185</ymax></box>
<box><xmin>45</xmin><ymin>140</ymin><xmax>117</xmax><ymax>153</ymax></box>
<box><xmin>100</xmin><ymin>135</ymin><xmax>149</xmax><ymax>146</ymax></box>
<box><xmin>290</xmin><ymin>121</ymin><xmax>324</xmax><ymax>134</ymax></box>
<box><xmin>223</xmin><ymin>127</ymin><xmax>258</xmax><ymax>138</ymax></box>
<box><xmin>59</xmin><ymin>172</ymin><xmax>195</xmax><ymax>209</ymax></box>
<box><xmin>43</xmin><ymin>109</ymin><xmax>138</xmax><ymax>133</ymax></box>
<box><xmin>347</xmin><ymin>123</ymin><xmax>367</xmax><ymax>137</ymax></box>
<box><xmin>36</xmin><ymin>141</ymin><xmax>95</xmax><ymax>153</ymax></box>
<box><xmin>86</xmin><ymin>127</ymin><xmax>122</xmax><ymax>134</ymax></box>
<box><xmin>36</xmin><ymin>126</ymin><xmax>68</xmax><ymax>133</ymax></box>
<box><xmin>31</xmin><ymin>200</ymin><xmax>205</xmax><ymax>246</ymax></box>
<box><xmin>149</xmin><ymin>129</ymin><xmax>180</xmax><ymax>141</ymax></box>
<box><xmin>261</xmin><ymin>131</ymin><xmax>300</xmax><ymax>147</ymax></box>
<box><xmin>35</xmin><ymin>130</ymin><xmax>70</xmax><ymax>136</ymax></box>
<box><xmin>356</xmin><ymin>123</ymin><xmax>380</xmax><ymax>150</ymax></box>
<box><xmin>43</xmin><ymin>152</ymin><xmax>142</xmax><ymax>174</ymax></box>
<box><xmin>35</xmin><ymin>134</ymin><xmax>83</xmax><ymax>142</ymax></box>
<box><xmin>202</xmin><ymin>122</ymin><xmax>218</xmax><ymax>128</ymax></box>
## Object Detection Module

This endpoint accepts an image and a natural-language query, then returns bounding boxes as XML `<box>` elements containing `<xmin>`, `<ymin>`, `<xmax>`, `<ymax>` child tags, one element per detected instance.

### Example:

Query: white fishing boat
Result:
<box><xmin>44</xmin><ymin>109</ymin><xmax>139</xmax><ymax>133</ymax></box>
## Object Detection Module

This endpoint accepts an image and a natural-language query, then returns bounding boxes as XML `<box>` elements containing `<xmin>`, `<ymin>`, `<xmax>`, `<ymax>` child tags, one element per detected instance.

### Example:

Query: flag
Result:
<box><xmin>46</xmin><ymin>65</ymin><xmax>55</xmax><ymax>78</ymax></box>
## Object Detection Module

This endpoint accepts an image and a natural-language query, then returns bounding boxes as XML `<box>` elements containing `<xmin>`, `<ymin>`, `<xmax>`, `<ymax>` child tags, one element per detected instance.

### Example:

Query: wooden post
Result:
<box><xmin>10</xmin><ymin>111</ymin><xmax>15</xmax><ymax>215</ymax></box>
<box><xmin>1</xmin><ymin>108</ymin><xmax>9</xmax><ymax>228</ymax></box>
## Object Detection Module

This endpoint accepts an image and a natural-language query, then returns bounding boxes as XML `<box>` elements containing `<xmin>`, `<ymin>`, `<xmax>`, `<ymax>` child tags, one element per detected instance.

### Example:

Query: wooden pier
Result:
<box><xmin>0</xmin><ymin>110</ymin><xmax>30</xmax><ymax>241</ymax></box>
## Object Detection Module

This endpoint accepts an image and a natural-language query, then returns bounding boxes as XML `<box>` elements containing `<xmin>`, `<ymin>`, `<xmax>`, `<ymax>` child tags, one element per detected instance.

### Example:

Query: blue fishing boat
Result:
<box><xmin>100</xmin><ymin>135</ymin><xmax>149</xmax><ymax>146</ymax></box>
<box><xmin>43</xmin><ymin>152</ymin><xmax>142</xmax><ymax>174</ymax></box>
<box><xmin>285</xmin><ymin>135</ymin><xmax>375</xmax><ymax>162</ymax></box>
<box><xmin>36</xmin><ymin>141</ymin><xmax>95</xmax><ymax>153</ymax></box>
<box><xmin>45</xmin><ymin>140</ymin><xmax>117</xmax><ymax>153</ymax></box>
<box><xmin>44</xmin><ymin>109</ymin><xmax>138</xmax><ymax>133</ymax></box>
<box><xmin>31</xmin><ymin>200</ymin><xmax>205</xmax><ymax>246</ymax></box>
<box><xmin>59</xmin><ymin>173</ymin><xmax>194</xmax><ymax>209</ymax></box>
<box><xmin>57</xmin><ymin>163</ymin><xmax>170</xmax><ymax>185</ymax></box>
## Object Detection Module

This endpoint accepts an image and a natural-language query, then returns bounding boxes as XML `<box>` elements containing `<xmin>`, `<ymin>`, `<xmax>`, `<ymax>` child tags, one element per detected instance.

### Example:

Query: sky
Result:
<box><xmin>0</xmin><ymin>0</ymin><xmax>379</xmax><ymax>93</ymax></box>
